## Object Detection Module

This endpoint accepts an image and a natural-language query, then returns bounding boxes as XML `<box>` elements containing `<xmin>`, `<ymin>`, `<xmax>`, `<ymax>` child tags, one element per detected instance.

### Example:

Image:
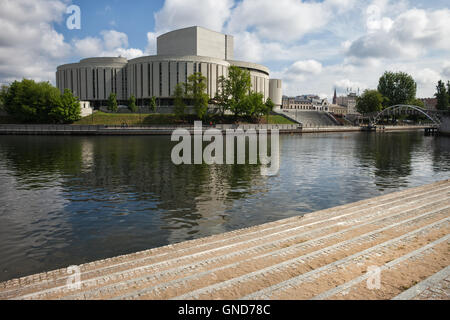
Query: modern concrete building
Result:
<box><xmin>56</xmin><ymin>26</ymin><xmax>282</xmax><ymax>108</ymax></box>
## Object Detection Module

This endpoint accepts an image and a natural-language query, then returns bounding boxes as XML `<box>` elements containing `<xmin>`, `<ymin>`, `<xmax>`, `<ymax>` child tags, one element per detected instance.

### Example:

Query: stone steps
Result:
<box><xmin>0</xmin><ymin>179</ymin><xmax>449</xmax><ymax>300</ymax></box>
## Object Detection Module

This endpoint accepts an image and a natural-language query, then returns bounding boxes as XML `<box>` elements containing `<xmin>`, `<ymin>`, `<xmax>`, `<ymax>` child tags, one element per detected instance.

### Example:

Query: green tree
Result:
<box><xmin>4</xmin><ymin>79</ymin><xmax>62</xmax><ymax>123</ymax></box>
<box><xmin>447</xmin><ymin>81</ymin><xmax>450</xmax><ymax>105</ymax></box>
<box><xmin>0</xmin><ymin>85</ymin><xmax>8</xmax><ymax>111</ymax></box>
<box><xmin>356</xmin><ymin>89</ymin><xmax>383</xmax><ymax>114</ymax></box>
<box><xmin>49</xmin><ymin>89</ymin><xmax>81</xmax><ymax>123</ymax></box>
<box><xmin>227</xmin><ymin>66</ymin><xmax>252</xmax><ymax>117</ymax></box>
<box><xmin>149</xmin><ymin>96</ymin><xmax>157</xmax><ymax>113</ymax></box>
<box><xmin>185</xmin><ymin>72</ymin><xmax>209</xmax><ymax>120</ymax></box>
<box><xmin>238</xmin><ymin>92</ymin><xmax>264</xmax><ymax>119</ymax></box>
<box><xmin>107</xmin><ymin>92</ymin><xmax>118</xmax><ymax>112</ymax></box>
<box><xmin>214</xmin><ymin>75</ymin><xmax>231</xmax><ymax>117</ymax></box>
<box><xmin>409</xmin><ymin>98</ymin><xmax>425</xmax><ymax>109</ymax></box>
<box><xmin>377</xmin><ymin>71</ymin><xmax>417</xmax><ymax>107</ymax></box>
<box><xmin>128</xmin><ymin>94</ymin><xmax>137</xmax><ymax>113</ymax></box>
<box><xmin>435</xmin><ymin>80</ymin><xmax>449</xmax><ymax>110</ymax></box>
<box><xmin>173</xmin><ymin>83</ymin><xmax>186</xmax><ymax>118</ymax></box>
<box><xmin>265</xmin><ymin>98</ymin><xmax>275</xmax><ymax>114</ymax></box>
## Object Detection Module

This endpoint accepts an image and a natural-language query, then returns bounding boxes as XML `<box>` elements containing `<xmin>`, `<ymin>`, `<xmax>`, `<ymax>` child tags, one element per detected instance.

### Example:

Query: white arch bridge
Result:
<box><xmin>370</xmin><ymin>105</ymin><xmax>441</xmax><ymax>126</ymax></box>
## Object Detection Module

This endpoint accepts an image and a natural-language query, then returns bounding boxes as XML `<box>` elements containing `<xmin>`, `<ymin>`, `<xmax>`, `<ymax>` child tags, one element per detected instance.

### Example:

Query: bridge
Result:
<box><xmin>369</xmin><ymin>105</ymin><xmax>441</xmax><ymax>127</ymax></box>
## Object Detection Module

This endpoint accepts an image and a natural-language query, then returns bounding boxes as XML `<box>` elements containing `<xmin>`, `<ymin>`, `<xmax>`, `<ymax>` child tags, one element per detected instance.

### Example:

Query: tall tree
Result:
<box><xmin>377</xmin><ymin>71</ymin><xmax>417</xmax><ymax>107</ymax></box>
<box><xmin>435</xmin><ymin>80</ymin><xmax>449</xmax><ymax>110</ymax></box>
<box><xmin>0</xmin><ymin>85</ymin><xmax>8</xmax><ymax>111</ymax></box>
<box><xmin>185</xmin><ymin>72</ymin><xmax>209</xmax><ymax>120</ymax></box>
<box><xmin>447</xmin><ymin>81</ymin><xmax>450</xmax><ymax>105</ymax></box>
<box><xmin>226</xmin><ymin>66</ymin><xmax>252</xmax><ymax>117</ymax></box>
<box><xmin>173</xmin><ymin>83</ymin><xmax>186</xmax><ymax>118</ymax></box>
<box><xmin>214</xmin><ymin>75</ymin><xmax>231</xmax><ymax>117</ymax></box>
<box><xmin>356</xmin><ymin>89</ymin><xmax>383</xmax><ymax>114</ymax></box>
<box><xmin>107</xmin><ymin>93</ymin><xmax>118</xmax><ymax>112</ymax></box>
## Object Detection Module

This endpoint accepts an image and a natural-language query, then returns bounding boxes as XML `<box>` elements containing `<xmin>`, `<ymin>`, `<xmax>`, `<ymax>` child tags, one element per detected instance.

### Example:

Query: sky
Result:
<box><xmin>1</xmin><ymin>0</ymin><xmax>449</xmax><ymax>99</ymax></box>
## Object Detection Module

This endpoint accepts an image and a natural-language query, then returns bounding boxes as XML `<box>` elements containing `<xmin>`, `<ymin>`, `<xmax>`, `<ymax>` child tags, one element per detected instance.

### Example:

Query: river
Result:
<box><xmin>0</xmin><ymin>131</ymin><xmax>449</xmax><ymax>281</ymax></box>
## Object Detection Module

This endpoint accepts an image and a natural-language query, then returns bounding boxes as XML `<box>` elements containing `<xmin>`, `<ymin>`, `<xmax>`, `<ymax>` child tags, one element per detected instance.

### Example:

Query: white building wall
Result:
<box><xmin>153</xmin><ymin>62</ymin><xmax>160</xmax><ymax>97</ymax></box>
<box><xmin>161</xmin><ymin>61</ymin><xmax>169</xmax><ymax>97</ymax></box>
<box><xmin>179</xmin><ymin>62</ymin><xmax>186</xmax><ymax>85</ymax></box>
<box><xmin>142</xmin><ymin>63</ymin><xmax>149</xmax><ymax>98</ymax></box>
<box><xmin>169</xmin><ymin>62</ymin><xmax>177</xmax><ymax>96</ymax></box>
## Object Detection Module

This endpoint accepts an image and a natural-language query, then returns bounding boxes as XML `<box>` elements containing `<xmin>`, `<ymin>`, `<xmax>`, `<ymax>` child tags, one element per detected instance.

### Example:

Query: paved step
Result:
<box><xmin>392</xmin><ymin>266</ymin><xmax>450</xmax><ymax>300</ymax></box>
<box><xmin>0</xmin><ymin>179</ymin><xmax>449</xmax><ymax>300</ymax></box>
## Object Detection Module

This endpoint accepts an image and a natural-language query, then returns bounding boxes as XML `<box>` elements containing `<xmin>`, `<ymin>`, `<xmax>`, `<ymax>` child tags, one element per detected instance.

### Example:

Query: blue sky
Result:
<box><xmin>55</xmin><ymin>0</ymin><xmax>162</xmax><ymax>49</ymax></box>
<box><xmin>1</xmin><ymin>0</ymin><xmax>450</xmax><ymax>99</ymax></box>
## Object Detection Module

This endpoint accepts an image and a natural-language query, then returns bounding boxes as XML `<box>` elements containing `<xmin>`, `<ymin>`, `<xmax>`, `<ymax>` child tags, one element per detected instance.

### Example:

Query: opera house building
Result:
<box><xmin>56</xmin><ymin>26</ymin><xmax>282</xmax><ymax>108</ymax></box>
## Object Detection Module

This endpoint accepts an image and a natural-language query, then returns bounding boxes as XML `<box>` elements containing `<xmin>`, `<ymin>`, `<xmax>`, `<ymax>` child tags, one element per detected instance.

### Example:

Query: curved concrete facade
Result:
<box><xmin>269</xmin><ymin>79</ymin><xmax>282</xmax><ymax>108</ymax></box>
<box><xmin>56</xmin><ymin>57</ymin><xmax>128</xmax><ymax>102</ymax></box>
<box><xmin>56</xmin><ymin>26</ymin><xmax>282</xmax><ymax>106</ymax></box>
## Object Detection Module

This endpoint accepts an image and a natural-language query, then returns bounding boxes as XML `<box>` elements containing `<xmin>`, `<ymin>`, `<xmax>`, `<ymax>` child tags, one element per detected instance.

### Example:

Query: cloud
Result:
<box><xmin>154</xmin><ymin>0</ymin><xmax>234</xmax><ymax>34</ymax></box>
<box><xmin>145</xmin><ymin>32</ymin><xmax>158</xmax><ymax>55</ymax></box>
<box><xmin>73</xmin><ymin>30</ymin><xmax>144</xmax><ymax>60</ymax></box>
<box><xmin>443</xmin><ymin>62</ymin><xmax>450</xmax><ymax>79</ymax></box>
<box><xmin>227</xmin><ymin>0</ymin><xmax>329</xmax><ymax>42</ymax></box>
<box><xmin>412</xmin><ymin>68</ymin><xmax>441</xmax><ymax>86</ymax></box>
<box><xmin>0</xmin><ymin>0</ymin><xmax>71</xmax><ymax>84</ymax></box>
<box><xmin>289</xmin><ymin>60</ymin><xmax>323</xmax><ymax>75</ymax></box>
<box><xmin>334</xmin><ymin>79</ymin><xmax>367</xmax><ymax>92</ymax></box>
<box><xmin>347</xmin><ymin>7</ymin><xmax>450</xmax><ymax>60</ymax></box>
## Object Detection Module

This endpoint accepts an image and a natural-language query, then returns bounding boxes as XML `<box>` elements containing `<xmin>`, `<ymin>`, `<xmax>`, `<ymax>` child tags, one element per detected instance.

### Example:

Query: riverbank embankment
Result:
<box><xmin>1</xmin><ymin>179</ymin><xmax>448</xmax><ymax>300</ymax></box>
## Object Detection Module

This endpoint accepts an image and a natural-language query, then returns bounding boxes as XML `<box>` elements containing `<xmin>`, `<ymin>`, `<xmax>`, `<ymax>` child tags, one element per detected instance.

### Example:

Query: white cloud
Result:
<box><xmin>290</xmin><ymin>60</ymin><xmax>323</xmax><ymax>75</ymax></box>
<box><xmin>73</xmin><ymin>30</ymin><xmax>144</xmax><ymax>60</ymax></box>
<box><xmin>145</xmin><ymin>32</ymin><xmax>158</xmax><ymax>55</ymax></box>
<box><xmin>73</xmin><ymin>37</ymin><xmax>103</xmax><ymax>58</ymax></box>
<box><xmin>227</xmin><ymin>0</ymin><xmax>329</xmax><ymax>43</ymax></box>
<box><xmin>101</xmin><ymin>30</ymin><xmax>128</xmax><ymax>51</ymax></box>
<box><xmin>0</xmin><ymin>0</ymin><xmax>71</xmax><ymax>84</ymax></box>
<box><xmin>347</xmin><ymin>7</ymin><xmax>450</xmax><ymax>60</ymax></box>
<box><xmin>334</xmin><ymin>79</ymin><xmax>367</xmax><ymax>92</ymax></box>
<box><xmin>154</xmin><ymin>0</ymin><xmax>234</xmax><ymax>34</ymax></box>
<box><xmin>443</xmin><ymin>62</ymin><xmax>450</xmax><ymax>79</ymax></box>
<box><xmin>413</xmin><ymin>68</ymin><xmax>441</xmax><ymax>86</ymax></box>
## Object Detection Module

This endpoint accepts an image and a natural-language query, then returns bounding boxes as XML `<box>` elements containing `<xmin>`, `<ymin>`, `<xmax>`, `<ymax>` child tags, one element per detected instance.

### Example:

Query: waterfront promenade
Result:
<box><xmin>0</xmin><ymin>180</ymin><xmax>448</xmax><ymax>300</ymax></box>
<box><xmin>0</xmin><ymin>124</ymin><xmax>432</xmax><ymax>135</ymax></box>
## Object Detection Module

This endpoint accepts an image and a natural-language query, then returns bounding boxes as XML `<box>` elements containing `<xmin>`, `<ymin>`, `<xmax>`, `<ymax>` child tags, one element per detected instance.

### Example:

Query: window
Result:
<box><xmin>147</xmin><ymin>63</ymin><xmax>153</xmax><ymax>96</ymax></box>
<box><xmin>140</xmin><ymin>64</ymin><xmax>143</xmax><ymax>98</ymax></box>
<box><xmin>103</xmin><ymin>69</ymin><xmax>106</xmax><ymax>99</ymax></box>
<box><xmin>92</xmin><ymin>69</ymin><xmax>96</xmax><ymax>99</ymax></box>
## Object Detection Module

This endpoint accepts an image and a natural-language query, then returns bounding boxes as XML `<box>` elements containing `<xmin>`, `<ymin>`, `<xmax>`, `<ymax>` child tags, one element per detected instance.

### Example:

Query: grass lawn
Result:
<box><xmin>74</xmin><ymin>112</ymin><xmax>183</xmax><ymax>125</ymax></box>
<box><xmin>74</xmin><ymin>112</ymin><xmax>296</xmax><ymax>126</ymax></box>
<box><xmin>266</xmin><ymin>115</ymin><xmax>296</xmax><ymax>125</ymax></box>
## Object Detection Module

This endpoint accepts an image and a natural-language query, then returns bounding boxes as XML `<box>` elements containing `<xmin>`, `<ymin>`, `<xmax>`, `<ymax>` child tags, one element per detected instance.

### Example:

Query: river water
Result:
<box><xmin>0</xmin><ymin>131</ymin><xmax>449</xmax><ymax>281</ymax></box>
